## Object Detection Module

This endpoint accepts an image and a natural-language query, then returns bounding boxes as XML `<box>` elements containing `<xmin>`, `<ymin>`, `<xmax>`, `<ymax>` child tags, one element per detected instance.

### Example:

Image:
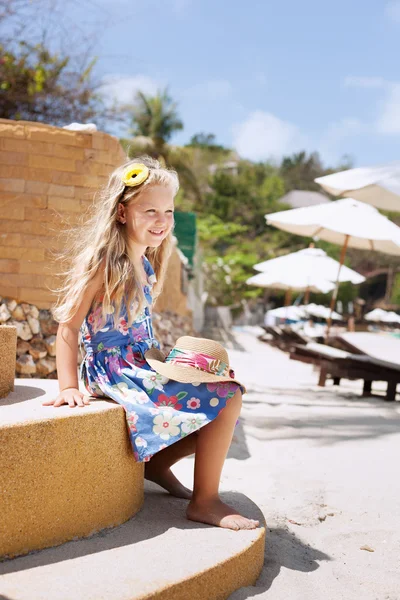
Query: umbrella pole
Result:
<box><xmin>284</xmin><ymin>289</ymin><xmax>292</xmax><ymax>306</ymax></box>
<box><xmin>304</xmin><ymin>287</ymin><xmax>310</xmax><ymax>305</ymax></box>
<box><xmin>326</xmin><ymin>235</ymin><xmax>350</xmax><ymax>339</ymax></box>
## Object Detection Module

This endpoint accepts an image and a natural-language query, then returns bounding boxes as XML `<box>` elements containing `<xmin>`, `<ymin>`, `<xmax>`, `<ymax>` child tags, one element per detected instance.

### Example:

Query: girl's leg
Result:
<box><xmin>187</xmin><ymin>389</ymin><xmax>259</xmax><ymax>530</ymax></box>
<box><xmin>145</xmin><ymin>432</ymin><xmax>198</xmax><ymax>499</ymax></box>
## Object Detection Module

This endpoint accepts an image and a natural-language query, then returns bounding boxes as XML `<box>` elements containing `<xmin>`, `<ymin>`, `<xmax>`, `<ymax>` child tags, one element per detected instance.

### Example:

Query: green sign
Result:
<box><xmin>173</xmin><ymin>211</ymin><xmax>197</xmax><ymax>268</ymax></box>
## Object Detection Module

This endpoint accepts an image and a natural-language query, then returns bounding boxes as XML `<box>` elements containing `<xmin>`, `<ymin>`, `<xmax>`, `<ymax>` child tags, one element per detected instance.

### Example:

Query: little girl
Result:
<box><xmin>43</xmin><ymin>156</ymin><xmax>259</xmax><ymax>531</ymax></box>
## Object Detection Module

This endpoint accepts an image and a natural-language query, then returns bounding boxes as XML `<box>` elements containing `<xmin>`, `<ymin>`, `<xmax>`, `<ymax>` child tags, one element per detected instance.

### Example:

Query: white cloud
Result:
<box><xmin>376</xmin><ymin>83</ymin><xmax>400</xmax><ymax>133</ymax></box>
<box><xmin>100</xmin><ymin>74</ymin><xmax>159</xmax><ymax>106</ymax></box>
<box><xmin>342</xmin><ymin>74</ymin><xmax>400</xmax><ymax>135</ymax></box>
<box><xmin>232</xmin><ymin>111</ymin><xmax>305</xmax><ymax>161</ymax></box>
<box><xmin>385</xmin><ymin>1</ymin><xmax>400</xmax><ymax>22</ymax></box>
<box><xmin>344</xmin><ymin>76</ymin><xmax>386</xmax><ymax>88</ymax></box>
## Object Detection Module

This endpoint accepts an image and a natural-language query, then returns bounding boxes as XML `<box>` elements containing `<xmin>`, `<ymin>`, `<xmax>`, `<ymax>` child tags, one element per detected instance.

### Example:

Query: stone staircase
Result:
<box><xmin>0</xmin><ymin>330</ymin><xmax>265</xmax><ymax>599</ymax></box>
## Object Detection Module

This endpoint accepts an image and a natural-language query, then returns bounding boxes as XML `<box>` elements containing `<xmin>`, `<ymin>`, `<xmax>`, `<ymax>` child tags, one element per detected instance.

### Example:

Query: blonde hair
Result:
<box><xmin>52</xmin><ymin>155</ymin><xmax>179</xmax><ymax>327</ymax></box>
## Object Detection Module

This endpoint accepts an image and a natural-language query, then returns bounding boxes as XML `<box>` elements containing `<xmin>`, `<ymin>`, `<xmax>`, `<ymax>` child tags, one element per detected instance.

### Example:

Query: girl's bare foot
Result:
<box><xmin>145</xmin><ymin>464</ymin><xmax>192</xmax><ymax>499</ymax></box>
<box><xmin>186</xmin><ymin>497</ymin><xmax>260</xmax><ymax>530</ymax></box>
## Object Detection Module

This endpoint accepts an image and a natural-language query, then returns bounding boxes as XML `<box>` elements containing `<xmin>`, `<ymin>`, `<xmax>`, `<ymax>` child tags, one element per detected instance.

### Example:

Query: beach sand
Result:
<box><xmin>173</xmin><ymin>326</ymin><xmax>400</xmax><ymax>600</ymax></box>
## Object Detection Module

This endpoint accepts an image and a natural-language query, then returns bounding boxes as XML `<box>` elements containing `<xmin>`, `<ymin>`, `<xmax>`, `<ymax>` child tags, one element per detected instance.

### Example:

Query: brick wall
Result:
<box><xmin>154</xmin><ymin>247</ymin><xmax>190</xmax><ymax>316</ymax></box>
<box><xmin>0</xmin><ymin>119</ymin><xmax>126</xmax><ymax>307</ymax></box>
<box><xmin>0</xmin><ymin>119</ymin><xmax>190</xmax><ymax>317</ymax></box>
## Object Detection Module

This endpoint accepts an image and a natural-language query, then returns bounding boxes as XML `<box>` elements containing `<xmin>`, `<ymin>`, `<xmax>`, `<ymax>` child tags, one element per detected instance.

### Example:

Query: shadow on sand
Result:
<box><xmin>229</xmin><ymin>524</ymin><xmax>331</xmax><ymax>599</ymax></box>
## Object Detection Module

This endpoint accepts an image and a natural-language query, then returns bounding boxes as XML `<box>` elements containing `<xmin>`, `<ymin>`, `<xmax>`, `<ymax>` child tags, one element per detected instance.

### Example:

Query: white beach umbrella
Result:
<box><xmin>254</xmin><ymin>247</ymin><xmax>365</xmax><ymax>285</ymax></box>
<box><xmin>365</xmin><ymin>308</ymin><xmax>400</xmax><ymax>323</ymax></box>
<box><xmin>266</xmin><ymin>198</ymin><xmax>400</xmax><ymax>334</ymax></box>
<box><xmin>315</xmin><ymin>162</ymin><xmax>400</xmax><ymax>212</ymax></box>
<box><xmin>301</xmin><ymin>303</ymin><xmax>342</xmax><ymax>321</ymax></box>
<box><xmin>267</xmin><ymin>305</ymin><xmax>307</xmax><ymax>321</ymax></box>
<box><xmin>365</xmin><ymin>308</ymin><xmax>389</xmax><ymax>322</ymax></box>
<box><xmin>386</xmin><ymin>311</ymin><xmax>400</xmax><ymax>323</ymax></box>
<box><xmin>266</xmin><ymin>198</ymin><xmax>400</xmax><ymax>255</ymax></box>
<box><xmin>246</xmin><ymin>271</ymin><xmax>335</xmax><ymax>294</ymax></box>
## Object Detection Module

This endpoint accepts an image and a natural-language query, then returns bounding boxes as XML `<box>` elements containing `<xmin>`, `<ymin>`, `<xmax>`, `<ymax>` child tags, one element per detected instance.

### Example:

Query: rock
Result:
<box><xmin>36</xmin><ymin>357</ymin><xmax>57</xmax><ymax>376</ymax></box>
<box><xmin>21</xmin><ymin>303</ymin><xmax>39</xmax><ymax>319</ymax></box>
<box><xmin>6</xmin><ymin>299</ymin><xmax>17</xmax><ymax>312</ymax></box>
<box><xmin>16</xmin><ymin>340</ymin><xmax>31</xmax><ymax>356</ymax></box>
<box><xmin>27</xmin><ymin>316</ymin><xmax>40</xmax><ymax>335</ymax></box>
<box><xmin>16</xmin><ymin>354</ymin><xmax>36</xmax><ymax>375</ymax></box>
<box><xmin>30</xmin><ymin>333</ymin><xmax>44</xmax><ymax>342</ymax></box>
<box><xmin>287</xmin><ymin>518</ymin><xmax>304</xmax><ymax>526</ymax></box>
<box><xmin>152</xmin><ymin>310</ymin><xmax>195</xmax><ymax>351</ymax></box>
<box><xmin>29</xmin><ymin>339</ymin><xmax>48</xmax><ymax>360</ymax></box>
<box><xmin>39</xmin><ymin>310</ymin><xmax>59</xmax><ymax>336</ymax></box>
<box><xmin>10</xmin><ymin>319</ymin><xmax>33</xmax><ymax>341</ymax></box>
<box><xmin>360</xmin><ymin>545</ymin><xmax>374</xmax><ymax>552</ymax></box>
<box><xmin>0</xmin><ymin>303</ymin><xmax>11</xmax><ymax>323</ymax></box>
<box><xmin>11</xmin><ymin>305</ymin><xmax>26</xmax><ymax>321</ymax></box>
<box><xmin>44</xmin><ymin>334</ymin><xmax>57</xmax><ymax>356</ymax></box>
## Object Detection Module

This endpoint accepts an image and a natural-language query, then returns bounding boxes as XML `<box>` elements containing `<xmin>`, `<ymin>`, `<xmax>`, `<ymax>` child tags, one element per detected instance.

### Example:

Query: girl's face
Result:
<box><xmin>119</xmin><ymin>184</ymin><xmax>175</xmax><ymax>250</ymax></box>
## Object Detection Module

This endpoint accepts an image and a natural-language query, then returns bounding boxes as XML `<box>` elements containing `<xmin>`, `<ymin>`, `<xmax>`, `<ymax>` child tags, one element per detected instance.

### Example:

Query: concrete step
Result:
<box><xmin>1</xmin><ymin>379</ymin><xmax>265</xmax><ymax>599</ymax></box>
<box><xmin>1</xmin><ymin>379</ymin><xmax>144</xmax><ymax>559</ymax></box>
<box><xmin>0</xmin><ymin>483</ymin><xmax>265</xmax><ymax>600</ymax></box>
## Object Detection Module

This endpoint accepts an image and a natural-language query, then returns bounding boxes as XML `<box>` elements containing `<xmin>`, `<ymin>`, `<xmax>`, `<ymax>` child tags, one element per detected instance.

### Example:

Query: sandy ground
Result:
<box><xmin>173</xmin><ymin>327</ymin><xmax>400</xmax><ymax>600</ymax></box>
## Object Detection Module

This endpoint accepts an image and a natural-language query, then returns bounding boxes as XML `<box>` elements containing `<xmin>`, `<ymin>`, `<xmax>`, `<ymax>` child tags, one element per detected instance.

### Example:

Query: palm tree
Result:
<box><xmin>128</xmin><ymin>89</ymin><xmax>183</xmax><ymax>155</ymax></box>
<box><xmin>121</xmin><ymin>88</ymin><xmax>201</xmax><ymax>202</ymax></box>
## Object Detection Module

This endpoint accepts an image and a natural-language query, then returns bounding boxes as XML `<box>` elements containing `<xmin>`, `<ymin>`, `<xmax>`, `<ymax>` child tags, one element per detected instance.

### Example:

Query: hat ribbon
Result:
<box><xmin>165</xmin><ymin>347</ymin><xmax>235</xmax><ymax>379</ymax></box>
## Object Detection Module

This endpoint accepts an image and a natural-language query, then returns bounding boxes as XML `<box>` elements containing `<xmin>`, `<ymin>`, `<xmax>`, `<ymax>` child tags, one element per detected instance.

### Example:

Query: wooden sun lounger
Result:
<box><xmin>260</xmin><ymin>325</ymin><xmax>311</xmax><ymax>352</ymax></box>
<box><xmin>260</xmin><ymin>326</ymin><xmax>288</xmax><ymax>350</ymax></box>
<box><xmin>290</xmin><ymin>342</ymin><xmax>400</xmax><ymax>401</ymax></box>
<box><xmin>282</xmin><ymin>326</ymin><xmax>311</xmax><ymax>346</ymax></box>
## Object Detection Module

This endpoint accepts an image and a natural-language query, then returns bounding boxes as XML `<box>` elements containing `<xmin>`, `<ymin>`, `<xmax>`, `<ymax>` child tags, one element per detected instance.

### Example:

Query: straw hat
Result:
<box><xmin>145</xmin><ymin>336</ymin><xmax>245</xmax><ymax>391</ymax></box>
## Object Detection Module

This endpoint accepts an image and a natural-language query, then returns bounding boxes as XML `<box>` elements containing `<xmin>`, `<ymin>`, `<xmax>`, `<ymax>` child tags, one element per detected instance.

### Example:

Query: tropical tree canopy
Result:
<box><xmin>128</xmin><ymin>89</ymin><xmax>183</xmax><ymax>153</ymax></box>
<box><xmin>0</xmin><ymin>41</ymin><xmax>102</xmax><ymax>124</ymax></box>
<box><xmin>122</xmin><ymin>89</ymin><xmax>202</xmax><ymax>201</ymax></box>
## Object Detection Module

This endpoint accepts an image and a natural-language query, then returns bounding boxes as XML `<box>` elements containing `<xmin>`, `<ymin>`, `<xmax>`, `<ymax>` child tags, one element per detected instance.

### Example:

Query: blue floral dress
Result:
<box><xmin>80</xmin><ymin>255</ymin><xmax>240</xmax><ymax>462</ymax></box>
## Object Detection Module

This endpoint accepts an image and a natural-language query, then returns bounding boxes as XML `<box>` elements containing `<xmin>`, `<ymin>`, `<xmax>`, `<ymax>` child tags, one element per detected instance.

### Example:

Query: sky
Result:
<box><xmin>21</xmin><ymin>0</ymin><xmax>400</xmax><ymax>167</ymax></box>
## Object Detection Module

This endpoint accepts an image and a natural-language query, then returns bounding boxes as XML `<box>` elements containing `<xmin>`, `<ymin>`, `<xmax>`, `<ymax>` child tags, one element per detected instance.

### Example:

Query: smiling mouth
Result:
<box><xmin>149</xmin><ymin>229</ymin><xmax>164</xmax><ymax>236</ymax></box>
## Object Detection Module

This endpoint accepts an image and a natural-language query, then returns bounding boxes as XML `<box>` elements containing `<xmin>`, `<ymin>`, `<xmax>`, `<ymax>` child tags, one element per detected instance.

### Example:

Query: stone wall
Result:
<box><xmin>154</xmin><ymin>247</ymin><xmax>191</xmax><ymax>316</ymax></box>
<box><xmin>0</xmin><ymin>297</ymin><xmax>195</xmax><ymax>378</ymax></box>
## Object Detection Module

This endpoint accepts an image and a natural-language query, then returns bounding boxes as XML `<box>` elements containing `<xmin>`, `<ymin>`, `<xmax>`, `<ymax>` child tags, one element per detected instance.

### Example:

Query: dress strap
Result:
<box><xmin>142</xmin><ymin>255</ymin><xmax>157</xmax><ymax>286</ymax></box>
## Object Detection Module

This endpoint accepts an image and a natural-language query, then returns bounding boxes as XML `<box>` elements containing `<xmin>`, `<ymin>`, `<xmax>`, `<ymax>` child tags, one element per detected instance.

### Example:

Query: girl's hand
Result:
<box><xmin>42</xmin><ymin>388</ymin><xmax>91</xmax><ymax>408</ymax></box>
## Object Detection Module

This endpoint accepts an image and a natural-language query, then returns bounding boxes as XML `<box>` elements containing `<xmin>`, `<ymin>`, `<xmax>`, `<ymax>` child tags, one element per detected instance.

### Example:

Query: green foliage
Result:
<box><xmin>391</xmin><ymin>273</ymin><xmax>400</xmax><ymax>305</ymax></box>
<box><xmin>186</xmin><ymin>132</ymin><xmax>226</xmax><ymax>152</ymax></box>
<box><xmin>196</xmin><ymin>161</ymin><xmax>297</xmax><ymax>306</ymax></box>
<box><xmin>280</xmin><ymin>151</ymin><xmax>326</xmax><ymax>192</ymax></box>
<box><xmin>193</xmin><ymin>153</ymin><xmax>364</xmax><ymax>308</ymax></box>
<box><xmin>197</xmin><ymin>215</ymin><xmax>248</xmax><ymax>248</ymax></box>
<box><xmin>0</xmin><ymin>41</ymin><xmax>102</xmax><ymax>124</ymax></box>
<box><xmin>204</xmin><ymin>162</ymin><xmax>287</xmax><ymax>237</ymax></box>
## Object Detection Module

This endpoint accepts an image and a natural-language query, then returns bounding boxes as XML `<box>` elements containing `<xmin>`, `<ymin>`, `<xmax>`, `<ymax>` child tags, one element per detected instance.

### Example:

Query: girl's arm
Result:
<box><xmin>43</xmin><ymin>270</ymin><xmax>103</xmax><ymax>408</ymax></box>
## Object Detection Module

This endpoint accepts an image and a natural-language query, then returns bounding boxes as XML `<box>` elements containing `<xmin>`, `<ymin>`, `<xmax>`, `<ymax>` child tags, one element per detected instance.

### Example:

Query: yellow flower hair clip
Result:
<box><xmin>122</xmin><ymin>163</ymin><xmax>150</xmax><ymax>187</ymax></box>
